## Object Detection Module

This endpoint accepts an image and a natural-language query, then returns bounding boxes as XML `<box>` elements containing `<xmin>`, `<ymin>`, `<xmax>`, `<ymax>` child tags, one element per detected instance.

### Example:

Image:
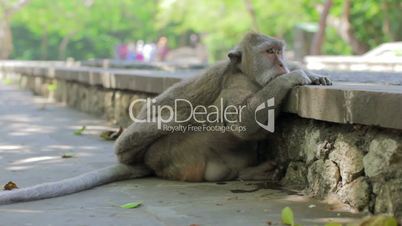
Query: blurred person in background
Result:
<box><xmin>143</xmin><ymin>43</ymin><xmax>157</xmax><ymax>62</ymax></box>
<box><xmin>136</xmin><ymin>40</ymin><xmax>145</xmax><ymax>61</ymax></box>
<box><xmin>126</xmin><ymin>42</ymin><xmax>137</xmax><ymax>61</ymax></box>
<box><xmin>117</xmin><ymin>43</ymin><xmax>128</xmax><ymax>60</ymax></box>
<box><xmin>157</xmin><ymin>36</ymin><xmax>169</xmax><ymax>62</ymax></box>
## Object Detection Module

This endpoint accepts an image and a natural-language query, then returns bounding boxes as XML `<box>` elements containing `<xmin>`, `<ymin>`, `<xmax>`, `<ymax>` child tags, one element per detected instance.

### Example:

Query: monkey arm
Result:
<box><xmin>226</xmin><ymin>70</ymin><xmax>312</xmax><ymax>139</ymax></box>
<box><xmin>287</xmin><ymin>61</ymin><xmax>332</xmax><ymax>85</ymax></box>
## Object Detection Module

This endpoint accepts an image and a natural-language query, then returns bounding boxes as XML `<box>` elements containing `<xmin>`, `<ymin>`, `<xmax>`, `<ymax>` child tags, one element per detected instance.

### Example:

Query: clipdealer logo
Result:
<box><xmin>254</xmin><ymin>97</ymin><xmax>275</xmax><ymax>132</ymax></box>
<box><xmin>128</xmin><ymin>97</ymin><xmax>275</xmax><ymax>133</ymax></box>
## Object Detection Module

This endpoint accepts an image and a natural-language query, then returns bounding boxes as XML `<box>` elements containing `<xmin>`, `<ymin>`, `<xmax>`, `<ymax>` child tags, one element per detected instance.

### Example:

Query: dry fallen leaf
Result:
<box><xmin>3</xmin><ymin>181</ymin><xmax>18</xmax><ymax>190</ymax></box>
<box><xmin>358</xmin><ymin>214</ymin><xmax>398</xmax><ymax>226</ymax></box>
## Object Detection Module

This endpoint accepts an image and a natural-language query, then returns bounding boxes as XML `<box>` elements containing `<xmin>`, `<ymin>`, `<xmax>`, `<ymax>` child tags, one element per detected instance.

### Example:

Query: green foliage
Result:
<box><xmin>324</xmin><ymin>223</ymin><xmax>343</xmax><ymax>226</ymax></box>
<box><xmin>73</xmin><ymin>126</ymin><xmax>86</xmax><ymax>136</ymax></box>
<box><xmin>281</xmin><ymin>206</ymin><xmax>295</xmax><ymax>226</ymax></box>
<box><xmin>329</xmin><ymin>0</ymin><xmax>402</xmax><ymax>52</ymax></box>
<box><xmin>7</xmin><ymin>0</ymin><xmax>402</xmax><ymax>61</ymax></box>
<box><xmin>323</xmin><ymin>27</ymin><xmax>352</xmax><ymax>55</ymax></box>
<box><xmin>361</xmin><ymin>215</ymin><xmax>398</xmax><ymax>226</ymax></box>
<box><xmin>2</xmin><ymin>78</ymin><xmax>13</xmax><ymax>85</ymax></box>
<box><xmin>157</xmin><ymin>0</ymin><xmax>320</xmax><ymax>60</ymax></box>
<box><xmin>120</xmin><ymin>201</ymin><xmax>143</xmax><ymax>209</ymax></box>
<box><xmin>47</xmin><ymin>83</ymin><xmax>57</xmax><ymax>92</ymax></box>
<box><xmin>11</xmin><ymin>0</ymin><xmax>162</xmax><ymax>60</ymax></box>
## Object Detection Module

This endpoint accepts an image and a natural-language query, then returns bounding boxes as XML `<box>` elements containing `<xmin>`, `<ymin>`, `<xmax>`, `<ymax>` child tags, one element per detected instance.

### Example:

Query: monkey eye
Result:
<box><xmin>266</xmin><ymin>49</ymin><xmax>274</xmax><ymax>54</ymax></box>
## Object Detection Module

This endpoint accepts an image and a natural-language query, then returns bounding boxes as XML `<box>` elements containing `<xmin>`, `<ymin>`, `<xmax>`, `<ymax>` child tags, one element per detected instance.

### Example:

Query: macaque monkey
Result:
<box><xmin>0</xmin><ymin>32</ymin><xmax>331</xmax><ymax>204</ymax></box>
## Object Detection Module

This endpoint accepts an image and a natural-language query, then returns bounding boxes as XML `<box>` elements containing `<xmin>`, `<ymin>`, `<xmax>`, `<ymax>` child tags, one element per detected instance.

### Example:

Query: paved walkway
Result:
<box><xmin>0</xmin><ymin>82</ymin><xmax>362</xmax><ymax>226</ymax></box>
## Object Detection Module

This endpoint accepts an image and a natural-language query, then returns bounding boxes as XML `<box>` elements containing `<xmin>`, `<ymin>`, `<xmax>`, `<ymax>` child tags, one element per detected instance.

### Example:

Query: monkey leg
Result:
<box><xmin>147</xmin><ymin>155</ymin><xmax>238</xmax><ymax>182</ymax></box>
<box><xmin>145</xmin><ymin>143</ymin><xmax>235</xmax><ymax>182</ymax></box>
<box><xmin>238</xmin><ymin>160</ymin><xmax>277</xmax><ymax>180</ymax></box>
<box><xmin>145</xmin><ymin>132</ymin><xmax>250</xmax><ymax>182</ymax></box>
<box><xmin>204</xmin><ymin>160</ymin><xmax>239</xmax><ymax>182</ymax></box>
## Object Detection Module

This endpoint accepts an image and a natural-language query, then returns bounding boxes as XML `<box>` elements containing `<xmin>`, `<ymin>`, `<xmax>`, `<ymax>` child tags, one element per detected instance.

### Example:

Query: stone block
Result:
<box><xmin>329</xmin><ymin>134</ymin><xmax>364</xmax><ymax>184</ymax></box>
<box><xmin>303</xmin><ymin>128</ymin><xmax>320</xmax><ymax>164</ymax></box>
<box><xmin>307</xmin><ymin>159</ymin><xmax>340</xmax><ymax>197</ymax></box>
<box><xmin>374</xmin><ymin>179</ymin><xmax>402</xmax><ymax>217</ymax></box>
<box><xmin>364</xmin><ymin>135</ymin><xmax>402</xmax><ymax>178</ymax></box>
<box><xmin>281</xmin><ymin>161</ymin><xmax>307</xmax><ymax>188</ymax></box>
<box><xmin>337</xmin><ymin>177</ymin><xmax>370</xmax><ymax>210</ymax></box>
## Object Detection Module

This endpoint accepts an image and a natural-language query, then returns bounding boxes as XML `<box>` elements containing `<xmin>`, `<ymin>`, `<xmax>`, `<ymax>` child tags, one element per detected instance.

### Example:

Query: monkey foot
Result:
<box><xmin>238</xmin><ymin>160</ymin><xmax>278</xmax><ymax>180</ymax></box>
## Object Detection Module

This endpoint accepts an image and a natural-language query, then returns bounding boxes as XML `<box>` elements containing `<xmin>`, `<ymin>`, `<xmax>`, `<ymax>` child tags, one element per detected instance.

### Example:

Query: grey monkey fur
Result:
<box><xmin>0</xmin><ymin>32</ymin><xmax>331</xmax><ymax>204</ymax></box>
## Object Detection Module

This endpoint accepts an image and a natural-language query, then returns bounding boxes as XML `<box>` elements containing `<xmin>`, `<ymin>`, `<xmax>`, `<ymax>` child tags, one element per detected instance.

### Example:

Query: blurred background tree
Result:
<box><xmin>1</xmin><ymin>0</ymin><xmax>401</xmax><ymax>62</ymax></box>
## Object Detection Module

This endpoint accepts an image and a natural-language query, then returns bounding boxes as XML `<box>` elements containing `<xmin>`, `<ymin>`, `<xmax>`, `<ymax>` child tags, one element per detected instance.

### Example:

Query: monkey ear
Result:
<box><xmin>228</xmin><ymin>48</ymin><xmax>242</xmax><ymax>64</ymax></box>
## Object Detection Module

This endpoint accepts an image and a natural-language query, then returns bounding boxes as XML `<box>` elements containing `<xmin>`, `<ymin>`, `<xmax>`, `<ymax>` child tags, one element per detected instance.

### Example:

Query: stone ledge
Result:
<box><xmin>1</xmin><ymin>61</ymin><xmax>402</xmax><ymax>130</ymax></box>
<box><xmin>284</xmin><ymin>83</ymin><xmax>402</xmax><ymax>130</ymax></box>
<box><xmin>0</xmin><ymin>62</ymin><xmax>185</xmax><ymax>94</ymax></box>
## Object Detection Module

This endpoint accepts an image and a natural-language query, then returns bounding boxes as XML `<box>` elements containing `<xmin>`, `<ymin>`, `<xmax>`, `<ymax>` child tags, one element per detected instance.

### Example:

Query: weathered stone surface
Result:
<box><xmin>315</xmin><ymin>140</ymin><xmax>333</xmax><ymax>159</ymax></box>
<box><xmin>54</xmin><ymin>80</ymin><xmax>68</xmax><ymax>103</ymax></box>
<box><xmin>113</xmin><ymin>91</ymin><xmax>145</xmax><ymax>127</ymax></box>
<box><xmin>281</xmin><ymin>161</ymin><xmax>307</xmax><ymax>188</ymax></box>
<box><xmin>329</xmin><ymin>134</ymin><xmax>364</xmax><ymax>184</ymax></box>
<box><xmin>364</xmin><ymin>136</ymin><xmax>402</xmax><ymax>178</ymax></box>
<box><xmin>303</xmin><ymin>128</ymin><xmax>320</xmax><ymax>164</ymax></box>
<box><xmin>374</xmin><ymin>179</ymin><xmax>402</xmax><ymax>217</ymax></box>
<box><xmin>266</xmin><ymin>116</ymin><xmax>307</xmax><ymax>162</ymax></box>
<box><xmin>103</xmin><ymin>91</ymin><xmax>115</xmax><ymax>122</ymax></box>
<box><xmin>284</xmin><ymin>86</ymin><xmax>347</xmax><ymax>124</ymax></box>
<box><xmin>307</xmin><ymin>159</ymin><xmax>340</xmax><ymax>197</ymax></box>
<box><xmin>86</xmin><ymin>87</ymin><xmax>105</xmax><ymax>116</ymax></box>
<box><xmin>337</xmin><ymin>177</ymin><xmax>370</xmax><ymax>210</ymax></box>
<box><xmin>284</xmin><ymin>83</ymin><xmax>402</xmax><ymax>130</ymax></box>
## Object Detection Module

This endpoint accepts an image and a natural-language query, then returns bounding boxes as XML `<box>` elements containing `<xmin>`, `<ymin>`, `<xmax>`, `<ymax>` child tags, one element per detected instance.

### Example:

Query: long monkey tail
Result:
<box><xmin>0</xmin><ymin>164</ymin><xmax>152</xmax><ymax>205</ymax></box>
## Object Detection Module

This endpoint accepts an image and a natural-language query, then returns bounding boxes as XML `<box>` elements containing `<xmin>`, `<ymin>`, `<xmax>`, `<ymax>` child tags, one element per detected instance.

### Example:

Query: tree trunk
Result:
<box><xmin>381</xmin><ymin>1</ymin><xmax>392</xmax><ymax>41</ymax></box>
<box><xmin>244</xmin><ymin>0</ymin><xmax>259</xmax><ymax>31</ymax></box>
<box><xmin>310</xmin><ymin>0</ymin><xmax>332</xmax><ymax>55</ymax></box>
<box><xmin>0</xmin><ymin>18</ymin><xmax>13</xmax><ymax>59</ymax></box>
<box><xmin>0</xmin><ymin>0</ymin><xmax>31</xmax><ymax>59</ymax></box>
<box><xmin>40</xmin><ymin>30</ymin><xmax>48</xmax><ymax>60</ymax></box>
<box><xmin>58</xmin><ymin>33</ymin><xmax>74</xmax><ymax>60</ymax></box>
<box><xmin>339</xmin><ymin>0</ymin><xmax>369</xmax><ymax>54</ymax></box>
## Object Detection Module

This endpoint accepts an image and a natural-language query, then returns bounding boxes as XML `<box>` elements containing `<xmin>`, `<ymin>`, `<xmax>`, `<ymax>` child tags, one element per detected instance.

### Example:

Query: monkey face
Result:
<box><xmin>228</xmin><ymin>33</ymin><xmax>290</xmax><ymax>86</ymax></box>
<box><xmin>254</xmin><ymin>43</ymin><xmax>290</xmax><ymax>85</ymax></box>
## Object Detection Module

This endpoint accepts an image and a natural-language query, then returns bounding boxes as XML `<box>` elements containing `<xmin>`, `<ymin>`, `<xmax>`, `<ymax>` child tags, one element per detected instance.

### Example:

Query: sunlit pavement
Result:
<box><xmin>0</xmin><ymin>82</ymin><xmax>363</xmax><ymax>226</ymax></box>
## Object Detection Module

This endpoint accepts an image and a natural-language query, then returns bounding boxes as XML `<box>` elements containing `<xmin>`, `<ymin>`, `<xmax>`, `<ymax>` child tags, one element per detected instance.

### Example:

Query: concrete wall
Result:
<box><xmin>1</xmin><ymin>61</ymin><xmax>402</xmax><ymax>218</ymax></box>
<box><xmin>267</xmin><ymin>114</ymin><xmax>402</xmax><ymax>215</ymax></box>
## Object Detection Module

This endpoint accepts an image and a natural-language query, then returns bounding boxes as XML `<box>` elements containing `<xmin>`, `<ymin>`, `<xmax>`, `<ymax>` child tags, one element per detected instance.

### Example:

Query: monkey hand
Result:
<box><xmin>279</xmin><ymin>69</ymin><xmax>312</xmax><ymax>86</ymax></box>
<box><xmin>306</xmin><ymin>72</ymin><xmax>332</xmax><ymax>86</ymax></box>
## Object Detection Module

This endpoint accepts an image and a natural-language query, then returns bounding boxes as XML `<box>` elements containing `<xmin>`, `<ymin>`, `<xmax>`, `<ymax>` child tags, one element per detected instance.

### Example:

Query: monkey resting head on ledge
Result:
<box><xmin>0</xmin><ymin>32</ymin><xmax>331</xmax><ymax>204</ymax></box>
